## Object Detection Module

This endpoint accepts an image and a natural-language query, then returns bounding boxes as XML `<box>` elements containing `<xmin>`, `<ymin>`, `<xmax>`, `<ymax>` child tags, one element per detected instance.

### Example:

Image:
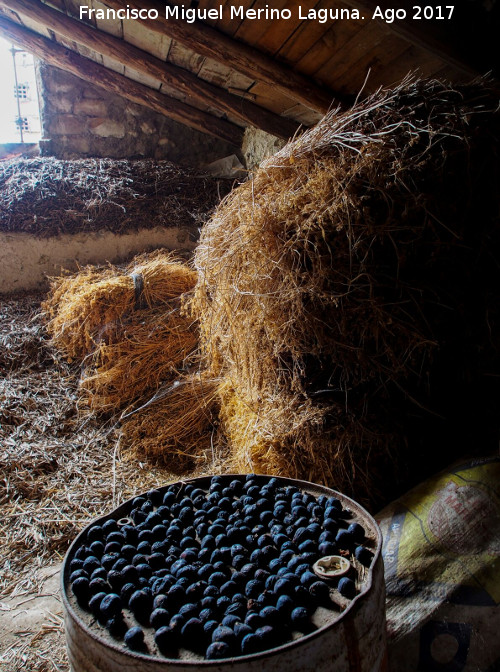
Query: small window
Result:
<box><xmin>14</xmin><ymin>83</ymin><xmax>30</xmax><ymax>100</ymax></box>
<box><xmin>16</xmin><ymin>116</ymin><xmax>30</xmax><ymax>132</ymax></box>
<box><xmin>0</xmin><ymin>37</ymin><xmax>41</xmax><ymax>143</ymax></box>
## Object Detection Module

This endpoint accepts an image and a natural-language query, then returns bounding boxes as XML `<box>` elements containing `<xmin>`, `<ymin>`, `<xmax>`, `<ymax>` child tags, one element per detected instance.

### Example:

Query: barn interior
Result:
<box><xmin>0</xmin><ymin>1</ymin><xmax>499</xmax><ymax>671</ymax></box>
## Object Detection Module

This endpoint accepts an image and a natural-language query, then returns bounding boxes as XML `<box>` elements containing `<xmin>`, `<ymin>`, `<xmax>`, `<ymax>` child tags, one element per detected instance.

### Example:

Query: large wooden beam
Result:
<box><xmin>102</xmin><ymin>0</ymin><xmax>334</xmax><ymax>113</ymax></box>
<box><xmin>0</xmin><ymin>16</ymin><xmax>243</xmax><ymax>147</ymax></box>
<box><xmin>1</xmin><ymin>0</ymin><xmax>301</xmax><ymax>139</ymax></box>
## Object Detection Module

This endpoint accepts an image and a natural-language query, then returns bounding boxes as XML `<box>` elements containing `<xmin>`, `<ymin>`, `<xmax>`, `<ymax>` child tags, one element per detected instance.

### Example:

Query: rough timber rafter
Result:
<box><xmin>0</xmin><ymin>0</ymin><xmax>301</xmax><ymax>139</ymax></box>
<box><xmin>102</xmin><ymin>0</ymin><xmax>335</xmax><ymax>113</ymax></box>
<box><xmin>0</xmin><ymin>16</ymin><xmax>244</xmax><ymax>147</ymax></box>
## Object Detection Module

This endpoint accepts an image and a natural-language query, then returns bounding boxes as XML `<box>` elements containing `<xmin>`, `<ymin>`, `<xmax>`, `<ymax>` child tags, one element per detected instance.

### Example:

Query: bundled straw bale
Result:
<box><xmin>79</xmin><ymin>308</ymin><xmax>198</xmax><ymax>412</ymax></box>
<box><xmin>42</xmin><ymin>250</ymin><xmax>214</xmax><ymax>470</ymax></box>
<box><xmin>43</xmin><ymin>250</ymin><xmax>197</xmax><ymax>360</ymax></box>
<box><xmin>192</xmin><ymin>77</ymin><xmax>500</xmax><ymax>507</ymax></box>
<box><xmin>119</xmin><ymin>375</ymin><xmax>219</xmax><ymax>472</ymax></box>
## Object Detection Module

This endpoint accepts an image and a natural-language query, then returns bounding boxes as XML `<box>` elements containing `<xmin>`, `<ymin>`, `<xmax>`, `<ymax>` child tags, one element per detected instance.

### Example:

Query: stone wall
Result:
<box><xmin>36</xmin><ymin>63</ymin><xmax>238</xmax><ymax>167</ymax></box>
<box><xmin>241</xmin><ymin>127</ymin><xmax>285</xmax><ymax>170</ymax></box>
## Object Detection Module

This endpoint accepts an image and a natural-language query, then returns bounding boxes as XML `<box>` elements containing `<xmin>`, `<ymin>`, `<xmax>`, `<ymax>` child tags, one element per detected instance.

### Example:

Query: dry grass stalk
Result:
<box><xmin>119</xmin><ymin>374</ymin><xmax>220</xmax><ymax>472</ymax></box>
<box><xmin>79</xmin><ymin>307</ymin><xmax>198</xmax><ymax>412</ymax></box>
<box><xmin>192</xmin><ymin>77</ymin><xmax>500</xmax><ymax>508</ymax></box>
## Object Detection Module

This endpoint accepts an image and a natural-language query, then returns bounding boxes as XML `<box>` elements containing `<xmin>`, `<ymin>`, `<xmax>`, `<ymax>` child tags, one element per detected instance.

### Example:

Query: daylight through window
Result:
<box><xmin>0</xmin><ymin>37</ymin><xmax>41</xmax><ymax>144</ymax></box>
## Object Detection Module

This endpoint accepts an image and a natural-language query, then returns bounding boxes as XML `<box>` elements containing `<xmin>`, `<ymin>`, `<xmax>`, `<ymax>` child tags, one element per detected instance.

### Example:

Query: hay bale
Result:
<box><xmin>79</xmin><ymin>308</ymin><xmax>198</xmax><ymax>412</ymax></box>
<box><xmin>43</xmin><ymin>250</ymin><xmax>197</xmax><ymax>361</ymax></box>
<box><xmin>119</xmin><ymin>375</ymin><xmax>219</xmax><ymax>472</ymax></box>
<box><xmin>192</xmin><ymin>77</ymin><xmax>500</xmax><ymax>508</ymax></box>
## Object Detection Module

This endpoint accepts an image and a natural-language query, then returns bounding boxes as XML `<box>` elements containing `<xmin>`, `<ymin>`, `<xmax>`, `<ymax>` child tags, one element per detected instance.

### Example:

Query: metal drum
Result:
<box><xmin>62</xmin><ymin>475</ymin><xmax>387</xmax><ymax>672</ymax></box>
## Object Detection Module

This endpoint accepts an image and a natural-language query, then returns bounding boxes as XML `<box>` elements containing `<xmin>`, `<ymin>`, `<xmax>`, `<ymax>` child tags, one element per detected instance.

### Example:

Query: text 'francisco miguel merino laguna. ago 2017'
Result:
<box><xmin>80</xmin><ymin>4</ymin><xmax>456</xmax><ymax>25</ymax></box>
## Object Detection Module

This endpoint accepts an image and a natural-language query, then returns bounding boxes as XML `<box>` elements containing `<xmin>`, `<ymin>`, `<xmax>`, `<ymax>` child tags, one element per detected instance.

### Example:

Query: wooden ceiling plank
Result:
<box><xmin>0</xmin><ymin>15</ymin><xmax>244</xmax><ymax>146</ymax></box>
<box><xmin>92</xmin><ymin>0</ymin><xmax>122</xmax><ymax>38</ymax></box>
<box><xmin>343</xmin><ymin>0</ymin><xmax>479</xmax><ymax>77</ymax></box>
<box><xmin>202</xmin><ymin>0</ymin><xmax>226</xmax><ymax>28</ymax></box>
<box><xmin>122</xmin><ymin>16</ymin><xmax>171</xmax><ymax>60</ymax></box>
<box><xmin>331</xmin><ymin>30</ymin><xmax>408</xmax><ymax>93</ymax></box>
<box><xmin>213</xmin><ymin>0</ymin><xmax>253</xmax><ymax>35</ymax></box>
<box><xmin>312</xmin><ymin>21</ymin><xmax>387</xmax><ymax>84</ymax></box>
<box><xmin>293</xmin><ymin>17</ymin><xmax>369</xmax><ymax>78</ymax></box>
<box><xmin>234</xmin><ymin>0</ymin><xmax>292</xmax><ymax>54</ymax></box>
<box><xmin>0</xmin><ymin>0</ymin><xmax>300</xmax><ymax>138</ymax></box>
<box><xmin>276</xmin><ymin>0</ymin><xmax>339</xmax><ymax>65</ymax></box>
<box><xmin>103</xmin><ymin>0</ymin><xmax>335</xmax><ymax>112</ymax></box>
<box><xmin>260</xmin><ymin>0</ymin><xmax>320</xmax><ymax>57</ymax></box>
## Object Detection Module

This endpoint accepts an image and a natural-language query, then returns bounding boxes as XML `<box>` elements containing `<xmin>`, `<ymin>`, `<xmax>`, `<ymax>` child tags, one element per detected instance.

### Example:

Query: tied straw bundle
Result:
<box><xmin>42</xmin><ymin>250</ymin><xmax>219</xmax><ymax>469</ymax></box>
<box><xmin>42</xmin><ymin>250</ymin><xmax>197</xmax><ymax>361</ymax></box>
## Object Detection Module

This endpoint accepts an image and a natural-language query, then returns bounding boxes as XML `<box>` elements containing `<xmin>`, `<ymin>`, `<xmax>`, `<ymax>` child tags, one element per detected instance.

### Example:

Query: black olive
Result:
<box><xmin>124</xmin><ymin>626</ymin><xmax>145</xmax><ymax>651</ymax></box>
<box><xmin>354</xmin><ymin>545</ymin><xmax>373</xmax><ymax>566</ymax></box>
<box><xmin>99</xmin><ymin>593</ymin><xmax>122</xmax><ymax>619</ymax></box>
<box><xmin>88</xmin><ymin>591</ymin><xmax>107</xmax><ymax>616</ymax></box>
<box><xmin>338</xmin><ymin>577</ymin><xmax>356</xmax><ymax>599</ymax></box>
<box><xmin>206</xmin><ymin>641</ymin><xmax>231</xmax><ymax>659</ymax></box>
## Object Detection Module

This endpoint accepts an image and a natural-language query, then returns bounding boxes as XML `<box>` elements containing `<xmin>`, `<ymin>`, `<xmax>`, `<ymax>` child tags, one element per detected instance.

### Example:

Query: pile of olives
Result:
<box><xmin>68</xmin><ymin>475</ymin><xmax>374</xmax><ymax>660</ymax></box>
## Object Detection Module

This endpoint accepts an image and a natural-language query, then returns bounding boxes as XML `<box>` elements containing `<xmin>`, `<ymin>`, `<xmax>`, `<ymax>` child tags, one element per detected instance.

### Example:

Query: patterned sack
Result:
<box><xmin>377</xmin><ymin>457</ymin><xmax>500</xmax><ymax>672</ymax></box>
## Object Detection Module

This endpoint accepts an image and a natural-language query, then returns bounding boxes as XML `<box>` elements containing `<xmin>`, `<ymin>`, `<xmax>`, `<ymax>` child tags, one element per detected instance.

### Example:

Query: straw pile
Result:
<box><xmin>119</xmin><ymin>374</ymin><xmax>220</xmax><ymax>473</ymax></box>
<box><xmin>0</xmin><ymin>157</ymin><xmax>230</xmax><ymax>237</ymax></box>
<box><xmin>43</xmin><ymin>251</ymin><xmax>197</xmax><ymax>361</ymax></box>
<box><xmin>192</xmin><ymin>77</ymin><xmax>500</xmax><ymax>507</ymax></box>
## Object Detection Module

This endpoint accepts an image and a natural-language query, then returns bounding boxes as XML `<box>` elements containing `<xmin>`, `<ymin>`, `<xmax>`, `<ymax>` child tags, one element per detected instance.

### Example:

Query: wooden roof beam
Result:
<box><xmin>0</xmin><ymin>16</ymin><xmax>243</xmax><ymax>147</ymax></box>
<box><xmin>1</xmin><ymin>0</ymin><xmax>301</xmax><ymax>139</ymax></box>
<box><xmin>102</xmin><ymin>0</ymin><xmax>335</xmax><ymax>114</ymax></box>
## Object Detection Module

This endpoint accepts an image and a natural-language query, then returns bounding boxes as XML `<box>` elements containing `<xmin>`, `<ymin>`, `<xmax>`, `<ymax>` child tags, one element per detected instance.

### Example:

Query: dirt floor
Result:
<box><xmin>0</xmin><ymin>292</ymin><xmax>209</xmax><ymax>671</ymax></box>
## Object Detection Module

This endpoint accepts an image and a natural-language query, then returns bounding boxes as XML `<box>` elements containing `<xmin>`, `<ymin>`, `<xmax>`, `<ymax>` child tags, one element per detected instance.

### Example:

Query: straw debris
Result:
<box><xmin>0</xmin><ymin>157</ymin><xmax>230</xmax><ymax>237</ymax></box>
<box><xmin>192</xmin><ymin>77</ymin><xmax>500</xmax><ymax>507</ymax></box>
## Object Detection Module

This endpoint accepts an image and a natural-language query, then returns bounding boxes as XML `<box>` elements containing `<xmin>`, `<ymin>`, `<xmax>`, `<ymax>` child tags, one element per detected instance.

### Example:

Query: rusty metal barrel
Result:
<box><xmin>62</xmin><ymin>475</ymin><xmax>387</xmax><ymax>672</ymax></box>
